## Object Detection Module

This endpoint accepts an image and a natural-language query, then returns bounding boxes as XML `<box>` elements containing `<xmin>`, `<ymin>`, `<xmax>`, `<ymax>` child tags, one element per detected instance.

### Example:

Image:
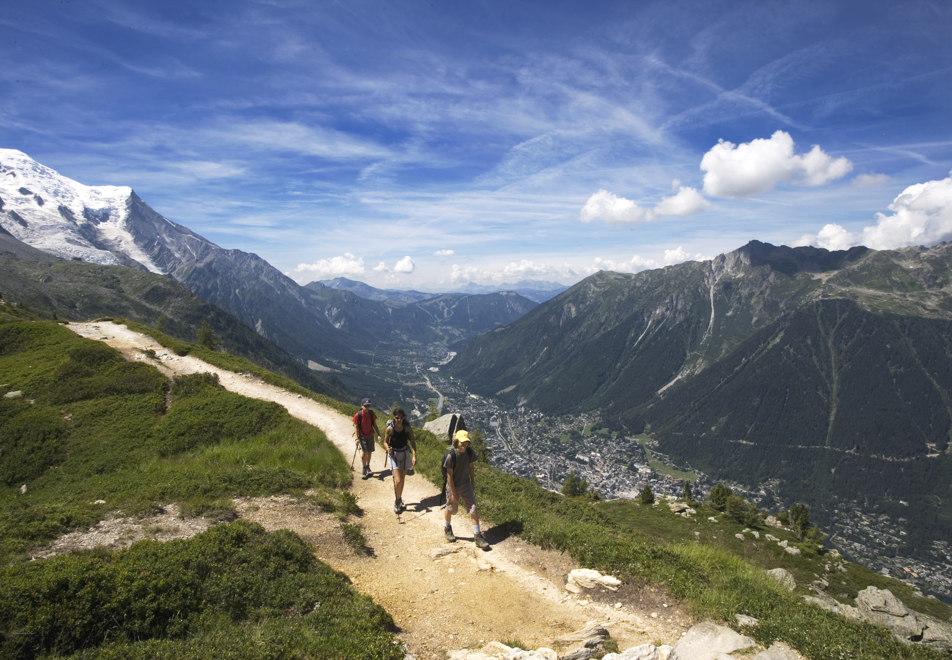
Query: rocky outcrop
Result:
<box><xmin>804</xmin><ymin>585</ymin><xmax>952</xmax><ymax>652</ymax></box>
<box><xmin>446</xmin><ymin>622</ymin><xmax>806</xmax><ymax>660</ymax></box>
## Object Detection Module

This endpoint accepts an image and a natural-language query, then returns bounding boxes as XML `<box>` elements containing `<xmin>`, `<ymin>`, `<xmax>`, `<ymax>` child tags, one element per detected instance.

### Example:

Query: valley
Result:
<box><xmin>367</xmin><ymin>344</ymin><xmax>952</xmax><ymax>603</ymax></box>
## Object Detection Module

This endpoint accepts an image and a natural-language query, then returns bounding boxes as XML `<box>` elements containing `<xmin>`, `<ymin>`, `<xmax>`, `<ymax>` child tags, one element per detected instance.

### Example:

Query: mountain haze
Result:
<box><xmin>0</xmin><ymin>150</ymin><xmax>539</xmax><ymax>371</ymax></box>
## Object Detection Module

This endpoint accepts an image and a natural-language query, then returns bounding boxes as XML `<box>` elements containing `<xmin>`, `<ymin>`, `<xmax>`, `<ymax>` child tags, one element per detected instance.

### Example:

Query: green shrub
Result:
<box><xmin>0</xmin><ymin>521</ymin><xmax>401</xmax><ymax>660</ymax></box>
<box><xmin>639</xmin><ymin>484</ymin><xmax>655</xmax><ymax>505</ymax></box>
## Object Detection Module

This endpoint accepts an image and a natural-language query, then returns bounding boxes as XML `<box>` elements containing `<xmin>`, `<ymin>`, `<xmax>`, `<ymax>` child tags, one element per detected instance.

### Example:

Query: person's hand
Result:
<box><xmin>448</xmin><ymin>492</ymin><xmax>457</xmax><ymax>505</ymax></box>
<box><xmin>411</xmin><ymin>453</ymin><xmax>417</xmax><ymax>466</ymax></box>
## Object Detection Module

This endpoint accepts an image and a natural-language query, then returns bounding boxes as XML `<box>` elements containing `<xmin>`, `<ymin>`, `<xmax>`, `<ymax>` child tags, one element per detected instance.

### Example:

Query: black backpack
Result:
<box><xmin>440</xmin><ymin>415</ymin><xmax>469</xmax><ymax>505</ymax></box>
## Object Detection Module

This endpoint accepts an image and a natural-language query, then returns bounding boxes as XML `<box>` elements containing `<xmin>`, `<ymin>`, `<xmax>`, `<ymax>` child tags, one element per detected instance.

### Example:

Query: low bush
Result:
<box><xmin>0</xmin><ymin>521</ymin><xmax>401</xmax><ymax>660</ymax></box>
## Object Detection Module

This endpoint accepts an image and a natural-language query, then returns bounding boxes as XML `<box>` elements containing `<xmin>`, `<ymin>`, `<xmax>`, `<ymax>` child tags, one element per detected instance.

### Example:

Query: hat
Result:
<box><xmin>453</xmin><ymin>430</ymin><xmax>470</xmax><ymax>443</ymax></box>
<box><xmin>361</xmin><ymin>398</ymin><xmax>372</xmax><ymax>406</ymax></box>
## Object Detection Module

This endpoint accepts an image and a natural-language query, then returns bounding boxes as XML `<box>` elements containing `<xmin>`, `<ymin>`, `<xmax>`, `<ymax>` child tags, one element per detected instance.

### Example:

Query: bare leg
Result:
<box><xmin>393</xmin><ymin>469</ymin><xmax>406</xmax><ymax>500</ymax></box>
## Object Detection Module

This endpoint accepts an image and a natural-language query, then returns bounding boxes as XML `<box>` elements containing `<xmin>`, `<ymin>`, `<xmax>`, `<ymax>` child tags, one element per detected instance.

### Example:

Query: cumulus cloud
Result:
<box><xmin>450</xmin><ymin>260</ymin><xmax>579</xmax><ymax>284</ymax></box>
<box><xmin>852</xmin><ymin>173</ymin><xmax>892</xmax><ymax>188</ymax></box>
<box><xmin>861</xmin><ymin>173</ymin><xmax>952</xmax><ymax>249</ymax></box>
<box><xmin>294</xmin><ymin>252</ymin><xmax>365</xmax><ymax>276</ymax></box>
<box><xmin>795</xmin><ymin>172</ymin><xmax>952</xmax><ymax>251</ymax></box>
<box><xmin>701</xmin><ymin>130</ymin><xmax>852</xmax><ymax>198</ymax></box>
<box><xmin>373</xmin><ymin>261</ymin><xmax>388</xmax><ymax>273</ymax></box>
<box><xmin>579</xmin><ymin>184</ymin><xmax>709</xmax><ymax>225</ymax></box>
<box><xmin>654</xmin><ymin>186</ymin><xmax>711</xmax><ymax>217</ymax></box>
<box><xmin>394</xmin><ymin>256</ymin><xmax>415</xmax><ymax>273</ymax></box>
<box><xmin>579</xmin><ymin>189</ymin><xmax>651</xmax><ymax>225</ymax></box>
<box><xmin>434</xmin><ymin>249</ymin><xmax>455</xmax><ymax>257</ymax></box>
<box><xmin>590</xmin><ymin>247</ymin><xmax>711</xmax><ymax>274</ymax></box>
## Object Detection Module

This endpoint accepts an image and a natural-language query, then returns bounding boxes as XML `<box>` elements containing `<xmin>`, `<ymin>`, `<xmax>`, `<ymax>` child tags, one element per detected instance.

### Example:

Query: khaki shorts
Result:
<box><xmin>445</xmin><ymin>481</ymin><xmax>477</xmax><ymax>516</ymax></box>
<box><xmin>358</xmin><ymin>435</ymin><xmax>375</xmax><ymax>452</ymax></box>
<box><xmin>388</xmin><ymin>449</ymin><xmax>413</xmax><ymax>471</ymax></box>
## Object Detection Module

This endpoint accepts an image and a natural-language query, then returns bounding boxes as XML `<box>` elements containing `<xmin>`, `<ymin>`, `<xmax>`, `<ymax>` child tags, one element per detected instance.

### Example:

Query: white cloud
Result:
<box><xmin>852</xmin><ymin>173</ymin><xmax>892</xmax><ymax>188</ymax></box>
<box><xmin>590</xmin><ymin>247</ymin><xmax>711</xmax><ymax>274</ymax></box>
<box><xmin>394</xmin><ymin>256</ymin><xmax>415</xmax><ymax>273</ymax></box>
<box><xmin>793</xmin><ymin>172</ymin><xmax>952</xmax><ymax>251</ymax></box>
<box><xmin>579</xmin><ymin>185</ymin><xmax>710</xmax><ymax>225</ymax></box>
<box><xmin>861</xmin><ymin>173</ymin><xmax>952</xmax><ymax>249</ymax></box>
<box><xmin>591</xmin><ymin>254</ymin><xmax>659</xmax><ymax>273</ymax></box>
<box><xmin>450</xmin><ymin>260</ymin><xmax>579</xmax><ymax>284</ymax></box>
<box><xmin>373</xmin><ymin>261</ymin><xmax>388</xmax><ymax>273</ymax></box>
<box><xmin>434</xmin><ymin>249</ymin><xmax>455</xmax><ymax>257</ymax></box>
<box><xmin>654</xmin><ymin>186</ymin><xmax>711</xmax><ymax>217</ymax></box>
<box><xmin>579</xmin><ymin>189</ymin><xmax>651</xmax><ymax>225</ymax></box>
<box><xmin>701</xmin><ymin>130</ymin><xmax>852</xmax><ymax>198</ymax></box>
<box><xmin>294</xmin><ymin>252</ymin><xmax>365</xmax><ymax>276</ymax></box>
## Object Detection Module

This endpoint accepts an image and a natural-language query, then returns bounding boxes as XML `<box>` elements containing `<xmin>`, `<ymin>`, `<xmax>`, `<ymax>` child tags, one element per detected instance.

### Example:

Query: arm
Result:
<box><xmin>383</xmin><ymin>425</ymin><xmax>392</xmax><ymax>453</ymax></box>
<box><xmin>408</xmin><ymin>427</ymin><xmax>417</xmax><ymax>466</ymax></box>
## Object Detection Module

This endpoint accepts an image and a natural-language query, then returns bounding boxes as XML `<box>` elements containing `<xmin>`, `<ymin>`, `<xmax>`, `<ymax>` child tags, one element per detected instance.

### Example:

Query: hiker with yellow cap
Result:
<box><xmin>443</xmin><ymin>429</ymin><xmax>489</xmax><ymax>550</ymax></box>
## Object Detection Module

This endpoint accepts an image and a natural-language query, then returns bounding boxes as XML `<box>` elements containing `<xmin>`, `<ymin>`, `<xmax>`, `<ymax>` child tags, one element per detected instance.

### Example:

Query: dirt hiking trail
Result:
<box><xmin>66</xmin><ymin>321</ymin><xmax>694</xmax><ymax>659</ymax></box>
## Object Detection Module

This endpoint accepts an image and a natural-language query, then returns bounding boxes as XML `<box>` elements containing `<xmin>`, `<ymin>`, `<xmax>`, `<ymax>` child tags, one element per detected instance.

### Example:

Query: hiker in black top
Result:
<box><xmin>383</xmin><ymin>407</ymin><xmax>417</xmax><ymax>514</ymax></box>
<box><xmin>443</xmin><ymin>430</ymin><xmax>489</xmax><ymax>549</ymax></box>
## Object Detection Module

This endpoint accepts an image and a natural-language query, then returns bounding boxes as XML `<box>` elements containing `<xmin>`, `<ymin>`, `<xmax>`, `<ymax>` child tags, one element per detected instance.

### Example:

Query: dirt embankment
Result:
<box><xmin>64</xmin><ymin>321</ymin><xmax>693</xmax><ymax>659</ymax></box>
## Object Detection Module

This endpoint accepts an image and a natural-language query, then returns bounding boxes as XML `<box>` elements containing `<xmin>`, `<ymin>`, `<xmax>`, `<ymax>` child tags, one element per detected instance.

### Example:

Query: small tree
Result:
<box><xmin>726</xmin><ymin>494</ymin><xmax>761</xmax><ymax>526</ymax></box>
<box><xmin>639</xmin><ymin>485</ymin><xmax>655</xmax><ymax>505</ymax></box>
<box><xmin>787</xmin><ymin>503</ymin><xmax>811</xmax><ymax>540</ymax></box>
<box><xmin>562</xmin><ymin>471</ymin><xmax>580</xmax><ymax>497</ymax></box>
<box><xmin>196</xmin><ymin>321</ymin><xmax>218</xmax><ymax>351</ymax></box>
<box><xmin>426</xmin><ymin>402</ymin><xmax>439</xmax><ymax>422</ymax></box>
<box><xmin>709</xmin><ymin>483</ymin><xmax>732</xmax><ymax>511</ymax></box>
<box><xmin>682</xmin><ymin>481</ymin><xmax>693</xmax><ymax>503</ymax></box>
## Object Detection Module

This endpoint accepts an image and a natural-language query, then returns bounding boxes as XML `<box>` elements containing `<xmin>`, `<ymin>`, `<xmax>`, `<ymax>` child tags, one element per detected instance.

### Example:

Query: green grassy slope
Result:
<box><xmin>0</xmin><ymin>310</ymin><xmax>396</xmax><ymax>659</ymax></box>
<box><xmin>2</xmin><ymin>306</ymin><xmax>946</xmax><ymax>659</ymax></box>
<box><xmin>0</xmin><ymin>235</ymin><xmax>353</xmax><ymax>402</ymax></box>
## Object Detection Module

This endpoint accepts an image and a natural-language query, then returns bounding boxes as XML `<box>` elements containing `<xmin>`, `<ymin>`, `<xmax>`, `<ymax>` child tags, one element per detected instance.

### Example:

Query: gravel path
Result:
<box><xmin>65</xmin><ymin>321</ymin><xmax>694</xmax><ymax>659</ymax></box>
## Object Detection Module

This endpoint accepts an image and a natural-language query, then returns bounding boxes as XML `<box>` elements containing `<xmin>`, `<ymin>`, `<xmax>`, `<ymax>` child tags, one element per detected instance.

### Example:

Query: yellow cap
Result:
<box><xmin>453</xmin><ymin>430</ymin><xmax>470</xmax><ymax>442</ymax></box>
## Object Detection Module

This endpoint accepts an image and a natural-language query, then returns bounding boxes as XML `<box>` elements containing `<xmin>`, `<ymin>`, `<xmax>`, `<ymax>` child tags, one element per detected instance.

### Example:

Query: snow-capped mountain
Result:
<box><xmin>0</xmin><ymin>149</ymin><xmax>212</xmax><ymax>274</ymax></box>
<box><xmin>0</xmin><ymin>149</ymin><xmax>354</xmax><ymax>362</ymax></box>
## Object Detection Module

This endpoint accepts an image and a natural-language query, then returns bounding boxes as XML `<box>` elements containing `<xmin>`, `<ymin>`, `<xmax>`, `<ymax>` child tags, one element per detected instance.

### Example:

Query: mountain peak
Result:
<box><xmin>731</xmin><ymin>239</ymin><xmax>869</xmax><ymax>276</ymax></box>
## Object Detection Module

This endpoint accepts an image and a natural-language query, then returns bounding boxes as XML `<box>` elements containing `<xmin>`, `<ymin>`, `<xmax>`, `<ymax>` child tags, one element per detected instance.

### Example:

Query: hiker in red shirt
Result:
<box><xmin>353</xmin><ymin>398</ymin><xmax>381</xmax><ymax>479</ymax></box>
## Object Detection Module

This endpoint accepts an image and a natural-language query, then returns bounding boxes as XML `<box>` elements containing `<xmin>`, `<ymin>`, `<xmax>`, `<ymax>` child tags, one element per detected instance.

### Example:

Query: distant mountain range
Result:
<box><xmin>447</xmin><ymin>240</ymin><xmax>952</xmax><ymax>558</ymax></box>
<box><xmin>0</xmin><ymin>224</ymin><xmax>351</xmax><ymax>400</ymax></box>
<box><xmin>0</xmin><ymin>149</ymin><xmax>539</xmax><ymax>375</ymax></box>
<box><xmin>318</xmin><ymin>276</ymin><xmax>568</xmax><ymax>303</ymax></box>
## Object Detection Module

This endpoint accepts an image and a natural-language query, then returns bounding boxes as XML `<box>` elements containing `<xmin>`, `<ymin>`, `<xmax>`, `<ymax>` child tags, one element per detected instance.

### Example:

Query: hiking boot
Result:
<box><xmin>361</xmin><ymin>465</ymin><xmax>371</xmax><ymax>479</ymax></box>
<box><xmin>474</xmin><ymin>533</ymin><xmax>490</xmax><ymax>550</ymax></box>
<box><xmin>398</xmin><ymin>499</ymin><xmax>406</xmax><ymax>512</ymax></box>
<box><xmin>444</xmin><ymin>527</ymin><xmax>456</xmax><ymax>543</ymax></box>
<box><xmin>393</xmin><ymin>501</ymin><xmax>401</xmax><ymax>514</ymax></box>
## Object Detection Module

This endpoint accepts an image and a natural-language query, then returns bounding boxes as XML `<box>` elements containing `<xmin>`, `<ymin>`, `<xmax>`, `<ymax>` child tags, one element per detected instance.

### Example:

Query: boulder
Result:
<box><xmin>669</xmin><ymin>622</ymin><xmax>756</xmax><ymax>660</ymax></box>
<box><xmin>565</xmin><ymin>569</ymin><xmax>621</xmax><ymax>593</ymax></box>
<box><xmin>855</xmin><ymin>587</ymin><xmax>926</xmax><ymax>642</ymax></box>
<box><xmin>751</xmin><ymin>642</ymin><xmax>801</xmax><ymax>659</ymax></box>
<box><xmin>423</xmin><ymin>413</ymin><xmax>465</xmax><ymax>444</ymax></box>
<box><xmin>765</xmin><ymin>568</ymin><xmax>796</xmax><ymax>591</ymax></box>
<box><xmin>917</xmin><ymin>612</ymin><xmax>952</xmax><ymax>652</ymax></box>
<box><xmin>603</xmin><ymin>645</ymin><xmax>674</xmax><ymax>660</ymax></box>
<box><xmin>555</xmin><ymin>621</ymin><xmax>610</xmax><ymax>646</ymax></box>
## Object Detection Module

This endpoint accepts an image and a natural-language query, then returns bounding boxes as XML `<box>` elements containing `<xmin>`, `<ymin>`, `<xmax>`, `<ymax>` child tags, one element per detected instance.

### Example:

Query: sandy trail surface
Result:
<box><xmin>66</xmin><ymin>321</ymin><xmax>694</xmax><ymax>658</ymax></box>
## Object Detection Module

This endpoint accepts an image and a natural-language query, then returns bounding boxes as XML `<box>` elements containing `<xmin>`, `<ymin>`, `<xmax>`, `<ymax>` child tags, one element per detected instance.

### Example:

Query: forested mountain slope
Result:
<box><xmin>447</xmin><ymin>240</ymin><xmax>952</xmax><ymax>557</ymax></box>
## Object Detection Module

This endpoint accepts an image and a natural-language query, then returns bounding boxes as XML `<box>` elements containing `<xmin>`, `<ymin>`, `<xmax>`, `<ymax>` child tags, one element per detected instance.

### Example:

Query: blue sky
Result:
<box><xmin>3</xmin><ymin>0</ymin><xmax>951</xmax><ymax>290</ymax></box>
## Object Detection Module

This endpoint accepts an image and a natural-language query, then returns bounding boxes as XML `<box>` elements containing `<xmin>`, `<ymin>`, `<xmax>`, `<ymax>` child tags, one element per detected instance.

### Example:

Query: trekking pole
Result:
<box><xmin>350</xmin><ymin>442</ymin><xmax>358</xmax><ymax>470</ymax></box>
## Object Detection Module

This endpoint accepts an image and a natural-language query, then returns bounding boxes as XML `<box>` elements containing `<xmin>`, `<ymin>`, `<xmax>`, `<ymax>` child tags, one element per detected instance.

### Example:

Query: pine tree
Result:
<box><xmin>682</xmin><ymin>481</ymin><xmax>693</xmax><ymax>503</ymax></box>
<box><xmin>562</xmin><ymin>471</ymin><xmax>580</xmax><ymax>497</ymax></box>
<box><xmin>196</xmin><ymin>321</ymin><xmax>218</xmax><ymax>351</ymax></box>
<box><xmin>639</xmin><ymin>484</ymin><xmax>655</xmax><ymax>505</ymax></box>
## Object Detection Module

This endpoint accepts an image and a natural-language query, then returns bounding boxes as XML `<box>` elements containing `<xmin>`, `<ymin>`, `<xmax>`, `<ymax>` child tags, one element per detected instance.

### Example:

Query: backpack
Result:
<box><xmin>440</xmin><ymin>415</ymin><xmax>469</xmax><ymax>505</ymax></box>
<box><xmin>356</xmin><ymin>409</ymin><xmax>376</xmax><ymax>433</ymax></box>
